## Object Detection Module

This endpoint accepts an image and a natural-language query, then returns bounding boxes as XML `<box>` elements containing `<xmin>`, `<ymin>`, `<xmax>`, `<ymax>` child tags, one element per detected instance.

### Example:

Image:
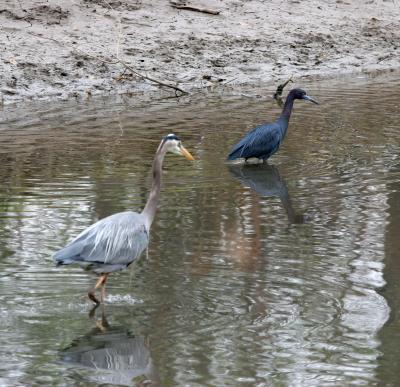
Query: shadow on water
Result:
<box><xmin>59</xmin><ymin>306</ymin><xmax>159</xmax><ymax>387</ymax></box>
<box><xmin>228</xmin><ymin>163</ymin><xmax>307</xmax><ymax>224</ymax></box>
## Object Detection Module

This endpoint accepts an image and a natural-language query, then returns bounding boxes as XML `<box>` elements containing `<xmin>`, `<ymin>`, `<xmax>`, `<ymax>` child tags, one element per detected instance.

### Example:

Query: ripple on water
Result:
<box><xmin>1</xmin><ymin>74</ymin><xmax>400</xmax><ymax>386</ymax></box>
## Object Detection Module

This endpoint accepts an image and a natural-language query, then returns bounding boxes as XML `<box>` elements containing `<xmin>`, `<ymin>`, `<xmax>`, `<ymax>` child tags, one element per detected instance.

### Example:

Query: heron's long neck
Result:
<box><xmin>142</xmin><ymin>144</ymin><xmax>167</xmax><ymax>230</ymax></box>
<box><xmin>279</xmin><ymin>92</ymin><xmax>296</xmax><ymax>122</ymax></box>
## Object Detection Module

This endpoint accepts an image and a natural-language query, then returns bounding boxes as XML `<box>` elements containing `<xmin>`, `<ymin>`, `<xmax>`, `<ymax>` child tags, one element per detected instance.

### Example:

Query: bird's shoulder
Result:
<box><xmin>252</xmin><ymin>120</ymin><xmax>282</xmax><ymax>135</ymax></box>
<box><xmin>241</xmin><ymin>121</ymin><xmax>282</xmax><ymax>145</ymax></box>
<box><xmin>71</xmin><ymin>211</ymin><xmax>147</xmax><ymax>244</ymax></box>
<box><xmin>101</xmin><ymin>211</ymin><xmax>146</xmax><ymax>226</ymax></box>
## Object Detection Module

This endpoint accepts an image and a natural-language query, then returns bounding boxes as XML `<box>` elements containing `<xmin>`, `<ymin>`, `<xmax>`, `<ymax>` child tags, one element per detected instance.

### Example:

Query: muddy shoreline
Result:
<box><xmin>1</xmin><ymin>0</ymin><xmax>399</xmax><ymax>105</ymax></box>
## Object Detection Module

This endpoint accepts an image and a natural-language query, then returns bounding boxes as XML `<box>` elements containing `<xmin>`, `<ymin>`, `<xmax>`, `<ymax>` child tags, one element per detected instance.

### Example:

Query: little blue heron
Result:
<box><xmin>53</xmin><ymin>134</ymin><xmax>194</xmax><ymax>304</ymax></box>
<box><xmin>227</xmin><ymin>88</ymin><xmax>318</xmax><ymax>162</ymax></box>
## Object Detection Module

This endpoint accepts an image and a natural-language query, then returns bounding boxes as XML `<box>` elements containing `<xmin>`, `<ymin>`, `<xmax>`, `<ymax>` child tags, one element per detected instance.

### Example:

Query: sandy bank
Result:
<box><xmin>1</xmin><ymin>0</ymin><xmax>399</xmax><ymax>104</ymax></box>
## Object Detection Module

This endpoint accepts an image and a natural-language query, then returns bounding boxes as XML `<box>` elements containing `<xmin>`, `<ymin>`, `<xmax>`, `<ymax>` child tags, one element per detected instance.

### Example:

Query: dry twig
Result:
<box><xmin>114</xmin><ymin>58</ymin><xmax>188</xmax><ymax>95</ymax></box>
<box><xmin>170</xmin><ymin>1</ymin><xmax>220</xmax><ymax>15</ymax></box>
<box><xmin>273</xmin><ymin>77</ymin><xmax>293</xmax><ymax>107</ymax></box>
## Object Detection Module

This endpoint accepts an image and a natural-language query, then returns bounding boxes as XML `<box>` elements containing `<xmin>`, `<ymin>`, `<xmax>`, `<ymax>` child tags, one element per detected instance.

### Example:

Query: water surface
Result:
<box><xmin>1</xmin><ymin>73</ymin><xmax>400</xmax><ymax>386</ymax></box>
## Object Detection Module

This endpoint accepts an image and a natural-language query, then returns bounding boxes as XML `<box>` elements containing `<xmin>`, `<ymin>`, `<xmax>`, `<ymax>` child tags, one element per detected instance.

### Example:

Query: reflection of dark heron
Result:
<box><xmin>229</xmin><ymin>164</ymin><xmax>306</xmax><ymax>224</ymax></box>
<box><xmin>60</xmin><ymin>307</ymin><xmax>159</xmax><ymax>386</ymax></box>
<box><xmin>54</xmin><ymin>134</ymin><xmax>194</xmax><ymax>304</ymax></box>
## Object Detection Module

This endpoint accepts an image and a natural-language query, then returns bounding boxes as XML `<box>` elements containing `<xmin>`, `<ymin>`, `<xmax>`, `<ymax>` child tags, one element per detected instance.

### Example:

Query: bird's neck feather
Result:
<box><xmin>280</xmin><ymin>92</ymin><xmax>296</xmax><ymax>121</ymax></box>
<box><xmin>141</xmin><ymin>142</ymin><xmax>167</xmax><ymax>229</ymax></box>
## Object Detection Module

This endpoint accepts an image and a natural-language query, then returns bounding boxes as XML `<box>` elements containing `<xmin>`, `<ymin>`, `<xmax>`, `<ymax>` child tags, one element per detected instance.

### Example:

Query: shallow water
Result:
<box><xmin>1</xmin><ymin>73</ymin><xmax>400</xmax><ymax>386</ymax></box>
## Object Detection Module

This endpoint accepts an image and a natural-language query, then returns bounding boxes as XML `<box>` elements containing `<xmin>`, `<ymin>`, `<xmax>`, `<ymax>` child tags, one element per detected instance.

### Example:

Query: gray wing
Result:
<box><xmin>228</xmin><ymin>122</ymin><xmax>282</xmax><ymax>160</ymax></box>
<box><xmin>54</xmin><ymin>211</ymin><xmax>149</xmax><ymax>269</ymax></box>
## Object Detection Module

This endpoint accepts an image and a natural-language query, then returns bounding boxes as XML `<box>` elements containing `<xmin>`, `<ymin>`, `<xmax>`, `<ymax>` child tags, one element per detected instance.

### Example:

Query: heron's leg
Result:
<box><xmin>100</xmin><ymin>274</ymin><xmax>109</xmax><ymax>303</ymax></box>
<box><xmin>88</xmin><ymin>290</ymin><xmax>100</xmax><ymax>305</ymax></box>
<box><xmin>88</xmin><ymin>274</ymin><xmax>107</xmax><ymax>304</ymax></box>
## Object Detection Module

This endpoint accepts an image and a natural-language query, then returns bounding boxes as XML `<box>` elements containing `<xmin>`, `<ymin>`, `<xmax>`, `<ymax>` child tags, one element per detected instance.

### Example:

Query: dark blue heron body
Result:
<box><xmin>227</xmin><ymin>88</ymin><xmax>318</xmax><ymax>162</ymax></box>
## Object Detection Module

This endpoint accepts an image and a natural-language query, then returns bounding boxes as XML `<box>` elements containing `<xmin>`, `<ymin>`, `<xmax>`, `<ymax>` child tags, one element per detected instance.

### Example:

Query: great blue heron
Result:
<box><xmin>227</xmin><ymin>88</ymin><xmax>318</xmax><ymax>162</ymax></box>
<box><xmin>54</xmin><ymin>134</ymin><xmax>194</xmax><ymax>304</ymax></box>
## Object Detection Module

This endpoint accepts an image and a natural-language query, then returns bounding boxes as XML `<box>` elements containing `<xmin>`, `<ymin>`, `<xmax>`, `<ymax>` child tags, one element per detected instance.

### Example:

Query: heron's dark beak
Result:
<box><xmin>181</xmin><ymin>146</ymin><xmax>195</xmax><ymax>161</ymax></box>
<box><xmin>303</xmin><ymin>95</ymin><xmax>319</xmax><ymax>104</ymax></box>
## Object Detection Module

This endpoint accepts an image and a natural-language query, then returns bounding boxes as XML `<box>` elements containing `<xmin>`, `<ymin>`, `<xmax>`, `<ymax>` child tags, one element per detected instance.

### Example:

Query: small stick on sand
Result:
<box><xmin>170</xmin><ymin>1</ymin><xmax>220</xmax><ymax>15</ymax></box>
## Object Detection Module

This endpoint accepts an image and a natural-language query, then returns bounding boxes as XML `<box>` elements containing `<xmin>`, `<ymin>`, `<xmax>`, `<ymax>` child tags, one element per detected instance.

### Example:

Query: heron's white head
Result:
<box><xmin>163</xmin><ymin>133</ymin><xmax>195</xmax><ymax>160</ymax></box>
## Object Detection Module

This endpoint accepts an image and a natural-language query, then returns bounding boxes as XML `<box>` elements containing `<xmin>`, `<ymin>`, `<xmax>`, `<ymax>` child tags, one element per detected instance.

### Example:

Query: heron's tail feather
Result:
<box><xmin>53</xmin><ymin>242</ymin><xmax>84</xmax><ymax>265</ymax></box>
<box><xmin>55</xmin><ymin>258</ymin><xmax>77</xmax><ymax>266</ymax></box>
<box><xmin>227</xmin><ymin>147</ymin><xmax>243</xmax><ymax>160</ymax></box>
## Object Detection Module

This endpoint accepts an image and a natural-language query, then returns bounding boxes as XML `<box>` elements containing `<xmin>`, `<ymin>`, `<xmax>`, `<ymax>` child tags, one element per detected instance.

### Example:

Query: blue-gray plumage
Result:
<box><xmin>227</xmin><ymin>88</ymin><xmax>318</xmax><ymax>162</ymax></box>
<box><xmin>53</xmin><ymin>134</ymin><xmax>195</xmax><ymax>304</ymax></box>
<box><xmin>54</xmin><ymin>212</ymin><xmax>149</xmax><ymax>273</ymax></box>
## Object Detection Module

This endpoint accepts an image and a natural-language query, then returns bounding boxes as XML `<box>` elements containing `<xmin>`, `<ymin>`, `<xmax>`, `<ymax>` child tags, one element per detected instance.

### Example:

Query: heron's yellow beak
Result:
<box><xmin>181</xmin><ymin>146</ymin><xmax>195</xmax><ymax>161</ymax></box>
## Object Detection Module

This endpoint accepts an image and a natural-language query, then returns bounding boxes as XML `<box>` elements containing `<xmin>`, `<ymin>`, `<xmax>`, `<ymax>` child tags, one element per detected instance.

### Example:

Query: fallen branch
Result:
<box><xmin>170</xmin><ymin>1</ymin><xmax>220</xmax><ymax>15</ymax></box>
<box><xmin>273</xmin><ymin>77</ymin><xmax>293</xmax><ymax>107</ymax></box>
<box><xmin>377</xmin><ymin>54</ymin><xmax>393</xmax><ymax>63</ymax></box>
<box><xmin>114</xmin><ymin>58</ymin><xmax>188</xmax><ymax>95</ymax></box>
<box><xmin>73</xmin><ymin>49</ymin><xmax>187</xmax><ymax>95</ymax></box>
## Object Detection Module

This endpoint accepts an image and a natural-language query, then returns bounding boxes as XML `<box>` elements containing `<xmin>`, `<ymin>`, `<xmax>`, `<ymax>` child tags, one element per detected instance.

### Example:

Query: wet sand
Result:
<box><xmin>1</xmin><ymin>0</ymin><xmax>399</xmax><ymax>104</ymax></box>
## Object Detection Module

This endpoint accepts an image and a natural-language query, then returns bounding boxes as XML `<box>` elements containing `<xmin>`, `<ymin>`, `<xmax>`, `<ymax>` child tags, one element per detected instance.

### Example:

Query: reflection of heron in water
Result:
<box><xmin>60</xmin><ymin>307</ymin><xmax>159</xmax><ymax>386</ymax></box>
<box><xmin>228</xmin><ymin>164</ymin><xmax>306</xmax><ymax>224</ymax></box>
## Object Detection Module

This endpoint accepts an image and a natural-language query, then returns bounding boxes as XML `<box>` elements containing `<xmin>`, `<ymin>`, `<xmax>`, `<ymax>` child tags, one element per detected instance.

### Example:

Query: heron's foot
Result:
<box><xmin>88</xmin><ymin>289</ymin><xmax>101</xmax><ymax>305</ymax></box>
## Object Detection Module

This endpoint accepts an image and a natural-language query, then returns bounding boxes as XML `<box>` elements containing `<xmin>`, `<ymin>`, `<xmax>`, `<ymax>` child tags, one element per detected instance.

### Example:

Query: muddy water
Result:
<box><xmin>1</xmin><ymin>73</ymin><xmax>400</xmax><ymax>386</ymax></box>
